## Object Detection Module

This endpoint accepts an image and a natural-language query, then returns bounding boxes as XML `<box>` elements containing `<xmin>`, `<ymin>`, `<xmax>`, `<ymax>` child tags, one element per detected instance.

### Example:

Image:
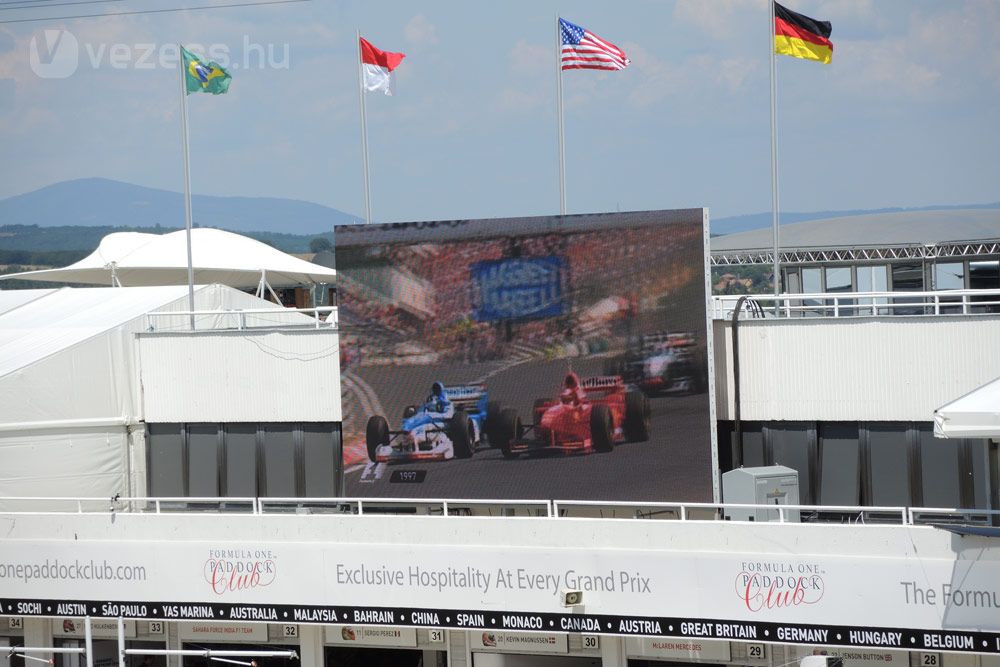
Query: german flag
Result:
<box><xmin>774</xmin><ymin>2</ymin><xmax>833</xmax><ymax>64</ymax></box>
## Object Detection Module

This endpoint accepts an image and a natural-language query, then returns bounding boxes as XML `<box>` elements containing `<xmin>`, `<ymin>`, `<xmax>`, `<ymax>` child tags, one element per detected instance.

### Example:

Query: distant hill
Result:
<box><xmin>0</xmin><ymin>178</ymin><xmax>361</xmax><ymax>235</ymax></box>
<box><xmin>2</xmin><ymin>177</ymin><xmax>997</xmax><ymax>253</ymax></box>
<box><xmin>712</xmin><ymin>202</ymin><xmax>1000</xmax><ymax>236</ymax></box>
<box><xmin>0</xmin><ymin>224</ymin><xmax>332</xmax><ymax>255</ymax></box>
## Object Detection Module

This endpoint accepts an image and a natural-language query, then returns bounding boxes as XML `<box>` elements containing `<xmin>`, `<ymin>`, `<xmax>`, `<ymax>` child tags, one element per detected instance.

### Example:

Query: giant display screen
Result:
<box><xmin>334</xmin><ymin>209</ymin><xmax>714</xmax><ymax>501</ymax></box>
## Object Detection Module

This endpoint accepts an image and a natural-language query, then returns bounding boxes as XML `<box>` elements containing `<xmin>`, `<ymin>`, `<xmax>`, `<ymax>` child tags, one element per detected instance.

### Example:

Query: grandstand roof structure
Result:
<box><xmin>711</xmin><ymin>208</ymin><xmax>1000</xmax><ymax>266</ymax></box>
<box><xmin>1</xmin><ymin>228</ymin><xmax>337</xmax><ymax>288</ymax></box>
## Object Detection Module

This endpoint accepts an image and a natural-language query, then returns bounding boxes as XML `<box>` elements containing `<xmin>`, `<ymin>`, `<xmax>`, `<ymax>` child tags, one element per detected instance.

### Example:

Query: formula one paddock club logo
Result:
<box><xmin>203</xmin><ymin>549</ymin><xmax>276</xmax><ymax>595</ymax></box>
<box><xmin>736</xmin><ymin>560</ymin><xmax>825</xmax><ymax>612</ymax></box>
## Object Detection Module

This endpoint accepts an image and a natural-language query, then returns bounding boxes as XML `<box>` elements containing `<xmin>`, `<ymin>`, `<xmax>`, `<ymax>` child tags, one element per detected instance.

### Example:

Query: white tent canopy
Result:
<box><xmin>934</xmin><ymin>376</ymin><xmax>1000</xmax><ymax>438</ymax></box>
<box><xmin>1</xmin><ymin>228</ymin><xmax>337</xmax><ymax>290</ymax></box>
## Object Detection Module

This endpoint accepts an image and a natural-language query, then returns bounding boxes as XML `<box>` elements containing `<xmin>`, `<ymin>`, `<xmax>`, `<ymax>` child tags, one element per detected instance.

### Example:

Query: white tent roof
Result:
<box><xmin>934</xmin><ymin>376</ymin><xmax>1000</xmax><ymax>439</ymax></box>
<box><xmin>1</xmin><ymin>228</ymin><xmax>337</xmax><ymax>289</ymax></box>
<box><xmin>0</xmin><ymin>285</ymin><xmax>194</xmax><ymax>378</ymax></box>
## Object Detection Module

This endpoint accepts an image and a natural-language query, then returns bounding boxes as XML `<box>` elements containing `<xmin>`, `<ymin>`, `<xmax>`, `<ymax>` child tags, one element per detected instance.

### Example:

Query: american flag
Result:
<box><xmin>559</xmin><ymin>17</ymin><xmax>630</xmax><ymax>71</ymax></box>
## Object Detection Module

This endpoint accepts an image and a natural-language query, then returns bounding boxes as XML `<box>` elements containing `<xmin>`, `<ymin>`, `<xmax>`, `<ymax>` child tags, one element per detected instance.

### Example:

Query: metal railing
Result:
<box><xmin>712</xmin><ymin>289</ymin><xmax>1000</xmax><ymax>320</ymax></box>
<box><xmin>144</xmin><ymin>306</ymin><xmax>338</xmax><ymax>332</ymax></box>
<box><xmin>710</xmin><ymin>240</ymin><xmax>1000</xmax><ymax>266</ymax></box>
<box><xmin>3</xmin><ymin>496</ymin><xmax>998</xmax><ymax>527</ymax></box>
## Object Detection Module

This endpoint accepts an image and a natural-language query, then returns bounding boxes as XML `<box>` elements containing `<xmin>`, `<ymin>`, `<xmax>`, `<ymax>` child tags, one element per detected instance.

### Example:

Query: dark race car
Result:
<box><xmin>498</xmin><ymin>372</ymin><xmax>650</xmax><ymax>458</ymax></box>
<box><xmin>607</xmin><ymin>331</ymin><xmax>707</xmax><ymax>395</ymax></box>
<box><xmin>365</xmin><ymin>382</ymin><xmax>505</xmax><ymax>463</ymax></box>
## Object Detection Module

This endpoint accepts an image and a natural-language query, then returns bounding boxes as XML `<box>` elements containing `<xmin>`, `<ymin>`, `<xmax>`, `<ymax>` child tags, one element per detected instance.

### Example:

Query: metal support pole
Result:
<box><xmin>731</xmin><ymin>294</ymin><xmax>750</xmax><ymax>471</ymax></box>
<box><xmin>555</xmin><ymin>14</ymin><xmax>567</xmax><ymax>215</ymax></box>
<box><xmin>84</xmin><ymin>618</ymin><xmax>93</xmax><ymax>667</ymax></box>
<box><xmin>768</xmin><ymin>1</ymin><xmax>781</xmax><ymax>298</ymax></box>
<box><xmin>178</xmin><ymin>45</ymin><xmax>196</xmax><ymax>330</ymax></box>
<box><xmin>116</xmin><ymin>618</ymin><xmax>125</xmax><ymax>667</ymax></box>
<box><xmin>357</xmin><ymin>31</ymin><xmax>373</xmax><ymax>224</ymax></box>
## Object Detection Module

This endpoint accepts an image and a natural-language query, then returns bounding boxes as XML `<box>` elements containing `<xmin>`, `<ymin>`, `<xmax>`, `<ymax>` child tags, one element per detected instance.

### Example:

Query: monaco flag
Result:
<box><xmin>360</xmin><ymin>37</ymin><xmax>405</xmax><ymax>96</ymax></box>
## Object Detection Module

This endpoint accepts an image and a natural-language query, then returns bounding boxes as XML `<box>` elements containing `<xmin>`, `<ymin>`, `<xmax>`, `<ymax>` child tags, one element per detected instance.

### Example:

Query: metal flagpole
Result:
<box><xmin>556</xmin><ymin>14</ymin><xmax>566</xmax><ymax>216</ymax></box>
<box><xmin>178</xmin><ymin>44</ymin><xmax>196</xmax><ymax>329</ymax></box>
<box><xmin>357</xmin><ymin>30</ymin><xmax>373</xmax><ymax>225</ymax></box>
<box><xmin>768</xmin><ymin>1</ymin><xmax>781</xmax><ymax>297</ymax></box>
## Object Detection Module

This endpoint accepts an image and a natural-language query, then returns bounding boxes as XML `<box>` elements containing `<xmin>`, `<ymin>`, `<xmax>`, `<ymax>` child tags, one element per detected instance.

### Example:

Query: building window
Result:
<box><xmin>147</xmin><ymin>424</ymin><xmax>184</xmax><ymax>497</ymax></box>
<box><xmin>801</xmin><ymin>268</ymin><xmax>823</xmax><ymax>316</ymax></box>
<box><xmin>824</xmin><ymin>267</ymin><xmax>852</xmax><ymax>292</ymax></box>
<box><xmin>865</xmin><ymin>424</ymin><xmax>912</xmax><ymax>506</ymax></box>
<box><xmin>969</xmin><ymin>260</ymin><xmax>1000</xmax><ymax>313</ymax></box>
<box><xmin>187</xmin><ymin>424</ymin><xmax>220</xmax><ymax>498</ymax></box>
<box><xmin>147</xmin><ymin>423</ymin><xmax>342</xmax><ymax>500</ymax></box>
<box><xmin>891</xmin><ymin>263</ymin><xmax>924</xmax><ymax>290</ymax></box>
<box><xmin>224</xmin><ymin>424</ymin><xmax>258</xmax><ymax>497</ymax></box>
<box><xmin>817</xmin><ymin>423</ymin><xmax>861</xmax><ymax>506</ymax></box>
<box><xmin>916</xmin><ymin>426</ymin><xmax>960</xmax><ymax>508</ymax></box>
<box><xmin>856</xmin><ymin>265</ymin><xmax>888</xmax><ymax>315</ymax></box>
<box><xmin>722</xmin><ymin>420</ymin><xmax>993</xmax><ymax>514</ymax></box>
<box><xmin>765</xmin><ymin>423</ymin><xmax>815</xmax><ymax>504</ymax></box>
<box><xmin>933</xmin><ymin>262</ymin><xmax>966</xmax><ymax>313</ymax></box>
<box><xmin>261</xmin><ymin>425</ymin><xmax>297</xmax><ymax>498</ymax></box>
<box><xmin>824</xmin><ymin>267</ymin><xmax>854</xmax><ymax>316</ymax></box>
<box><xmin>890</xmin><ymin>264</ymin><xmax>925</xmax><ymax>315</ymax></box>
<box><xmin>303</xmin><ymin>423</ymin><xmax>340</xmax><ymax>497</ymax></box>
<box><xmin>934</xmin><ymin>262</ymin><xmax>965</xmax><ymax>290</ymax></box>
<box><xmin>740</xmin><ymin>422</ymin><xmax>765</xmax><ymax>467</ymax></box>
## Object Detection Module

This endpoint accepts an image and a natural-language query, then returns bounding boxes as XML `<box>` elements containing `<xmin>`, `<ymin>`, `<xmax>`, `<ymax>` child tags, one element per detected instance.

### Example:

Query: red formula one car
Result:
<box><xmin>498</xmin><ymin>373</ymin><xmax>651</xmax><ymax>458</ymax></box>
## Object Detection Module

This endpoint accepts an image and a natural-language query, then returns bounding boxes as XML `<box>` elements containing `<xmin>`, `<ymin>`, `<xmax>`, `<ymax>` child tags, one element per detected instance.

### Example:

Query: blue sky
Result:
<box><xmin>0</xmin><ymin>0</ymin><xmax>998</xmax><ymax>224</ymax></box>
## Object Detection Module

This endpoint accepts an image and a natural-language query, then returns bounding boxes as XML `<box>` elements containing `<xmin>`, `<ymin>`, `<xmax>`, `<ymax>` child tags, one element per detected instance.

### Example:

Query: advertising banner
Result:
<box><xmin>177</xmin><ymin>622</ymin><xmax>267</xmax><ymax>641</ymax></box>
<box><xmin>326</xmin><ymin>625</ymin><xmax>416</xmax><ymax>647</ymax></box>
<box><xmin>627</xmin><ymin>637</ymin><xmax>732</xmax><ymax>662</ymax></box>
<box><xmin>334</xmin><ymin>209</ymin><xmax>714</xmax><ymax>501</ymax></box>
<box><xmin>472</xmin><ymin>630</ymin><xmax>568</xmax><ymax>654</ymax></box>
<box><xmin>53</xmin><ymin>618</ymin><xmax>135</xmax><ymax>638</ymax></box>
<box><xmin>1</xmin><ymin>537</ymin><xmax>999</xmax><ymax>653</ymax></box>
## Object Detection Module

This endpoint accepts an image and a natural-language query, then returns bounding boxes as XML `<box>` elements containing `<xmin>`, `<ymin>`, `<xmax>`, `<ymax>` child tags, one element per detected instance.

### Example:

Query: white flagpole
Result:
<box><xmin>555</xmin><ymin>15</ymin><xmax>566</xmax><ymax>216</ymax></box>
<box><xmin>178</xmin><ymin>45</ymin><xmax>196</xmax><ymax>329</ymax></box>
<box><xmin>357</xmin><ymin>31</ymin><xmax>373</xmax><ymax>225</ymax></box>
<box><xmin>769</xmin><ymin>1</ymin><xmax>781</xmax><ymax>297</ymax></box>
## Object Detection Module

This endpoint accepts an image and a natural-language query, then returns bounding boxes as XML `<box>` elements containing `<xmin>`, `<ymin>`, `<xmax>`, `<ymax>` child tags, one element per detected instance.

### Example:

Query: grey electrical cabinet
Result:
<box><xmin>722</xmin><ymin>465</ymin><xmax>801</xmax><ymax>522</ymax></box>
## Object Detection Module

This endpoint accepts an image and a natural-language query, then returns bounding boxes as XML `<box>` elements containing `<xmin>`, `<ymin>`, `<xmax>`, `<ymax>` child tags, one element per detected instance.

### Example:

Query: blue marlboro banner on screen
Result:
<box><xmin>471</xmin><ymin>256</ymin><xmax>565</xmax><ymax>322</ymax></box>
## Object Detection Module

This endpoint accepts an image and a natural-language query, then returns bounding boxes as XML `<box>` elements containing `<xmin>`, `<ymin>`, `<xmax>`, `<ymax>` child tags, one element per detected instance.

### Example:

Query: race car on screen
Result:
<box><xmin>607</xmin><ymin>331</ymin><xmax>707</xmax><ymax>395</ymax></box>
<box><xmin>365</xmin><ymin>382</ymin><xmax>505</xmax><ymax>463</ymax></box>
<box><xmin>497</xmin><ymin>372</ymin><xmax>651</xmax><ymax>458</ymax></box>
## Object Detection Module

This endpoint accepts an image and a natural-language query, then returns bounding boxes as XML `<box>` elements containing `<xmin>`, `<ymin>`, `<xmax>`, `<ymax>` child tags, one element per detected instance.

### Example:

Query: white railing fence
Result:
<box><xmin>144</xmin><ymin>306</ymin><xmax>338</xmax><ymax>332</ymax></box>
<box><xmin>712</xmin><ymin>289</ymin><xmax>1000</xmax><ymax>320</ymax></box>
<box><xmin>1</xmin><ymin>496</ymin><xmax>998</xmax><ymax>527</ymax></box>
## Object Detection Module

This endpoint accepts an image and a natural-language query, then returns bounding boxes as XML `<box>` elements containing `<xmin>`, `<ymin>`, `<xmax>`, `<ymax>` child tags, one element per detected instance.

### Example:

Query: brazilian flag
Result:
<box><xmin>182</xmin><ymin>46</ymin><xmax>231</xmax><ymax>95</ymax></box>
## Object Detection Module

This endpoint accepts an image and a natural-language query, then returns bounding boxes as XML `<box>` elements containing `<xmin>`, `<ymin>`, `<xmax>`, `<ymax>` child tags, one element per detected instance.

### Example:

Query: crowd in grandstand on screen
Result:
<box><xmin>338</xmin><ymin>224</ymin><xmax>701</xmax><ymax>365</ymax></box>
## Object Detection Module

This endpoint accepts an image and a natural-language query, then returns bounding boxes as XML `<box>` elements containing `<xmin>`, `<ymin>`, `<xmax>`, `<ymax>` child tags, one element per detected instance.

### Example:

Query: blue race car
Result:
<box><xmin>365</xmin><ymin>382</ymin><xmax>504</xmax><ymax>463</ymax></box>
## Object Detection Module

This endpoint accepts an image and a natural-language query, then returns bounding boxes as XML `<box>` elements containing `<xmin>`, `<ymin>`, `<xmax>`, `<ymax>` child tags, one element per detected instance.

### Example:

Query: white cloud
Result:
<box><xmin>404</xmin><ymin>14</ymin><xmax>438</xmax><ymax>46</ymax></box>
<box><xmin>492</xmin><ymin>40</ymin><xmax>550</xmax><ymax>116</ymax></box>
<box><xmin>673</xmin><ymin>0</ymin><xmax>768</xmax><ymax>39</ymax></box>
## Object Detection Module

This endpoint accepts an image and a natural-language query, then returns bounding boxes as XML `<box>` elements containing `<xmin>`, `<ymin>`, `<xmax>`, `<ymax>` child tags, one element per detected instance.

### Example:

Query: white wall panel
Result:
<box><xmin>714</xmin><ymin>317</ymin><xmax>1000</xmax><ymax>421</ymax></box>
<box><xmin>138</xmin><ymin>329</ymin><xmax>341</xmax><ymax>423</ymax></box>
<box><xmin>0</xmin><ymin>426</ymin><xmax>127</xmax><ymax>503</ymax></box>
<box><xmin>2</xmin><ymin>511</ymin><xmax>999</xmax><ymax>634</ymax></box>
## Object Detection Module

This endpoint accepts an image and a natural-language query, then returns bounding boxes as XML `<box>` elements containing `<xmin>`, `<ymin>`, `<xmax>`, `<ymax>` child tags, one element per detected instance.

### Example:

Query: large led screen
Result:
<box><xmin>335</xmin><ymin>209</ymin><xmax>714</xmax><ymax>501</ymax></box>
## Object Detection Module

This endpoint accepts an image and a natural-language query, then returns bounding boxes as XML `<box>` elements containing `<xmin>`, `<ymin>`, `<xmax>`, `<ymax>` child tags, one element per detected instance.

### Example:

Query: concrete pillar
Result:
<box><xmin>297</xmin><ymin>625</ymin><xmax>324</xmax><ymax>667</ymax></box>
<box><xmin>165</xmin><ymin>622</ymin><xmax>182</xmax><ymax>667</ymax></box>
<box><xmin>600</xmin><ymin>636</ymin><xmax>627</xmax><ymax>667</ymax></box>
<box><xmin>24</xmin><ymin>619</ymin><xmax>54</xmax><ymax>664</ymax></box>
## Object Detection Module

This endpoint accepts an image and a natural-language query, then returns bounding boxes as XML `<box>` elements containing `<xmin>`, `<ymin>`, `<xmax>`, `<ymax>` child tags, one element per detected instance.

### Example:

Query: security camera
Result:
<box><xmin>561</xmin><ymin>589</ymin><xmax>584</xmax><ymax>607</ymax></box>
